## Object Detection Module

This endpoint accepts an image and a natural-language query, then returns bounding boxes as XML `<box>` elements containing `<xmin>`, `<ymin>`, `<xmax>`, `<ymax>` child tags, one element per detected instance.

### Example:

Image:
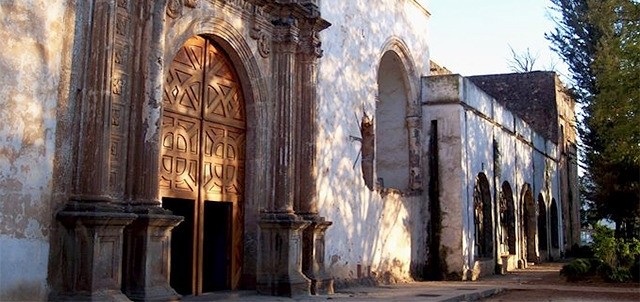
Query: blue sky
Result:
<box><xmin>425</xmin><ymin>0</ymin><xmax>566</xmax><ymax>77</ymax></box>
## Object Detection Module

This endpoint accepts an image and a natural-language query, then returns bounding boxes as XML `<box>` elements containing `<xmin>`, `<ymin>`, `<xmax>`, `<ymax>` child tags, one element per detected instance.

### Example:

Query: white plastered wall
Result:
<box><xmin>423</xmin><ymin>75</ymin><xmax>564</xmax><ymax>278</ymax></box>
<box><xmin>317</xmin><ymin>0</ymin><xmax>430</xmax><ymax>283</ymax></box>
<box><xmin>0</xmin><ymin>1</ymin><xmax>73</xmax><ymax>300</ymax></box>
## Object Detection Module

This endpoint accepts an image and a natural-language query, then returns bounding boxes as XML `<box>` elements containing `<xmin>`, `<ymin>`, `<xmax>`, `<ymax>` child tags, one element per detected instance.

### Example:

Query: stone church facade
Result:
<box><xmin>0</xmin><ymin>0</ymin><xmax>579</xmax><ymax>300</ymax></box>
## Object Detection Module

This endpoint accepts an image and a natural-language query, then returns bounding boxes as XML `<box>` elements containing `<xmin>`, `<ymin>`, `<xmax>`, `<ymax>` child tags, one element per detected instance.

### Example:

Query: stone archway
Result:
<box><xmin>375</xmin><ymin>50</ymin><xmax>411</xmax><ymax>191</ymax></box>
<box><xmin>160</xmin><ymin>35</ymin><xmax>247</xmax><ymax>295</ymax></box>
<box><xmin>474</xmin><ymin>173</ymin><xmax>493</xmax><ymax>258</ymax></box>
<box><xmin>538</xmin><ymin>193</ymin><xmax>548</xmax><ymax>260</ymax></box>
<box><xmin>521</xmin><ymin>184</ymin><xmax>537</xmax><ymax>264</ymax></box>
<box><xmin>500</xmin><ymin>182</ymin><xmax>516</xmax><ymax>255</ymax></box>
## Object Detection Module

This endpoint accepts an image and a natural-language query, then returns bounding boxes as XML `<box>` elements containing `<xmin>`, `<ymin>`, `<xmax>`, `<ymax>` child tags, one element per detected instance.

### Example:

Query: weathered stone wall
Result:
<box><xmin>422</xmin><ymin>75</ymin><xmax>565</xmax><ymax>279</ymax></box>
<box><xmin>317</xmin><ymin>0</ymin><xmax>430</xmax><ymax>284</ymax></box>
<box><xmin>421</xmin><ymin>93</ymin><xmax>464</xmax><ymax>279</ymax></box>
<box><xmin>0</xmin><ymin>0</ymin><xmax>74</xmax><ymax>300</ymax></box>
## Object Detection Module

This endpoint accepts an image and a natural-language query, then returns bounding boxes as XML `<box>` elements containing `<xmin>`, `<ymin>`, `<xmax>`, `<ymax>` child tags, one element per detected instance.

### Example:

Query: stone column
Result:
<box><xmin>120</xmin><ymin>1</ymin><xmax>183</xmax><ymax>301</ymax></box>
<box><xmin>256</xmin><ymin>15</ymin><xmax>311</xmax><ymax>297</ymax></box>
<box><xmin>296</xmin><ymin>11</ymin><xmax>333</xmax><ymax>295</ymax></box>
<box><xmin>54</xmin><ymin>1</ymin><xmax>137</xmax><ymax>300</ymax></box>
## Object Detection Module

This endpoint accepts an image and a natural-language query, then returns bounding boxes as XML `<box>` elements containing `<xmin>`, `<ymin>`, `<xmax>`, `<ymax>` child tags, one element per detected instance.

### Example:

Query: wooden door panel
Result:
<box><xmin>159</xmin><ymin>112</ymin><xmax>200</xmax><ymax>199</ymax></box>
<box><xmin>203</xmin><ymin>44</ymin><xmax>245</xmax><ymax>129</ymax></box>
<box><xmin>161</xmin><ymin>35</ymin><xmax>245</xmax><ymax>293</ymax></box>
<box><xmin>201</xmin><ymin>122</ymin><xmax>245</xmax><ymax>203</ymax></box>
<box><xmin>163</xmin><ymin>36</ymin><xmax>206</xmax><ymax>118</ymax></box>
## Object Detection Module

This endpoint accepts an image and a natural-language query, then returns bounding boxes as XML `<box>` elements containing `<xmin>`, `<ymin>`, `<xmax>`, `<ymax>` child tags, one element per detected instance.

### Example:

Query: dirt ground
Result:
<box><xmin>478</xmin><ymin>262</ymin><xmax>640</xmax><ymax>302</ymax></box>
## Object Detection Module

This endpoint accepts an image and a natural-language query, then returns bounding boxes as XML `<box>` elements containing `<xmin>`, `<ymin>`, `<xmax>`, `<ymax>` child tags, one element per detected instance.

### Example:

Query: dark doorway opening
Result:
<box><xmin>202</xmin><ymin>201</ymin><xmax>232</xmax><ymax>292</ymax></box>
<box><xmin>162</xmin><ymin>198</ymin><xmax>196</xmax><ymax>296</ymax></box>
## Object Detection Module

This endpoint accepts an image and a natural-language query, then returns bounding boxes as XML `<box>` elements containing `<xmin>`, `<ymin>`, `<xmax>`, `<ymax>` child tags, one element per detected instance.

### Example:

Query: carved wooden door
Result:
<box><xmin>160</xmin><ymin>35</ymin><xmax>245</xmax><ymax>295</ymax></box>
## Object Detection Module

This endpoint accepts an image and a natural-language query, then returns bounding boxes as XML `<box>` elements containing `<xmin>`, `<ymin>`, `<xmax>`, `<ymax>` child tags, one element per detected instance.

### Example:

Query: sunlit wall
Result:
<box><xmin>317</xmin><ymin>0</ymin><xmax>431</xmax><ymax>283</ymax></box>
<box><xmin>0</xmin><ymin>0</ymin><xmax>73</xmax><ymax>300</ymax></box>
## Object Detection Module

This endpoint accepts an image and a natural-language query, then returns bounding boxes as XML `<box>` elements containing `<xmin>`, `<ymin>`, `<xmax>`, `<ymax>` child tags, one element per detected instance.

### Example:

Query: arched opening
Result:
<box><xmin>375</xmin><ymin>51</ymin><xmax>410</xmax><ymax>190</ymax></box>
<box><xmin>474</xmin><ymin>173</ymin><xmax>493</xmax><ymax>258</ymax></box>
<box><xmin>159</xmin><ymin>35</ymin><xmax>246</xmax><ymax>295</ymax></box>
<box><xmin>551</xmin><ymin>198</ymin><xmax>560</xmax><ymax>249</ymax></box>
<box><xmin>538</xmin><ymin>194</ymin><xmax>548</xmax><ymax>253</ymax></box>
<box><xmin>500</xmin><ymin>182</ymin><xmax>516</xmax><ymax>255</ymax></box>
<box><xmin>521</xmin><ymin>184</ymin><xmax>537</xmax><ymax>263</ymax></box>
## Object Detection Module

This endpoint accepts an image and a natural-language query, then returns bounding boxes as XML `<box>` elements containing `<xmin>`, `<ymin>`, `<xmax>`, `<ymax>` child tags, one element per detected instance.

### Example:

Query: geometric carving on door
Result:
<box><xmin>160</xmin><ymin>111</ymin><xmax>200</xmax><ymax>199</ymax></box>
<box><xmin>202</xmin><ymin>123</ymin><xmax>245</xmax><ymax>202</ymax></box>
<box><xmin>164</xmin><ymin>38</ymin><xmax>205</xmax><ymax>118</ymax></box>
<box><xmin>204</xmin><ymin>45</ymin><xmax>245</xmax><ymax>128</ymax></box>
<box><xmin>160</xmin><ymin>35</ymin><xmax>246</xmax><ymax>293</ymax></box>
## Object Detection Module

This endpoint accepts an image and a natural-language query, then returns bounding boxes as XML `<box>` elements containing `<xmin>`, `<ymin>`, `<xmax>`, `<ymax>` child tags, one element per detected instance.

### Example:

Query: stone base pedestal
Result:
<box><xmin>257</xmin><ymin>214</ymin><xmax>311</xmax><ymax>297</ymax></box>
<box><xmin>301</xmin><ymin>214</ymin><xmax>333</xmax><ymax>295</ymax></box>
<box><xmin>55</xmin><ymin>203</ymin><xmax>137</xmax><ymax>301</ymax></box>
<box><xmin>122</xmin><ymin>206</ymin><xmax>183</xmax><ymax>301</ymax></box>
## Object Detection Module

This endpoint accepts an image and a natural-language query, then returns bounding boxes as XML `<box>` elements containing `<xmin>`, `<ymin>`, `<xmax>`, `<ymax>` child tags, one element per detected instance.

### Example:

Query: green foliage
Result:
<box><xmin>560</xmin><ymin>258</ymin><xmax>593</xmax><ymax>281</ymax></box>
<box><xmin>548</xmin><ymin>0</ymin><xmax>640</xmax><ymax>238</ymax></box>
<box><xmin>592</xmin><ymin>224</ymin><xmax>617</xmax><ymax>266</ymax></box>
<box><xmin>562</xmin><ymin>224</ymin><xmax>640</xmax><ymax>282</ymax></box>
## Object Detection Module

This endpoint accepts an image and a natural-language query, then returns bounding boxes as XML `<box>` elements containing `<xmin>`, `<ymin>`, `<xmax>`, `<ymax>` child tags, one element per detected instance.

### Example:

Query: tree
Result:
<box><xmin>547</xmin><ymin>0</ymin><xmax>640</xmax><ymax>238</ymax></box>
<box><xmin>507</xmin><ymin>45</ymin><xmax>540</xmax><ymax>72</ymax></box>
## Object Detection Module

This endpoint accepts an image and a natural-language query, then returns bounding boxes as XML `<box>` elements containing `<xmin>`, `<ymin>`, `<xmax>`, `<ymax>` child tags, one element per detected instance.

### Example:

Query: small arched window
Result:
<box><xmin>474</xmin><ymin>173</ymin><xmax>493</xmax><ymax>258</ymax></box>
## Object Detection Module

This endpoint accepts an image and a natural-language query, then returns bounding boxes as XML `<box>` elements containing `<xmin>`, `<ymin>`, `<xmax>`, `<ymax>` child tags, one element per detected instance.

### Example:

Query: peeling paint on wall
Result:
<box><xmin>0</xmin><ymin>0</ymin><xmax>71</xmax><ymax>300</ymax></box>
<box><xmin>318</xmin><ymin>0</ymin><xmax>431</xmax><ymax>283</ymax></box>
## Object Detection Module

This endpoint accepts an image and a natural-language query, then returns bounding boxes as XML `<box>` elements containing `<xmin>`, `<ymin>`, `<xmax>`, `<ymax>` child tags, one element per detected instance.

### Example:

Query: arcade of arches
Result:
<box><xmin>0</xmin><ymin>1</ymin><xmax>582</xmax><ymax>300</ymax></box>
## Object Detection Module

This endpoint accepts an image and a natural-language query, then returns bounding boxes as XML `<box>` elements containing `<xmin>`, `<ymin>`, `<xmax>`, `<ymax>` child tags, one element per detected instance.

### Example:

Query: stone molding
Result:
<box><xmin>57</xmin><ymin>0</ymin><xmax>333</xmax><ymax>297</ymax></box>
<box><xmin>55</xmin><ymin>204</ymin><xmax>137</xmax><ymax>301</ymax></box>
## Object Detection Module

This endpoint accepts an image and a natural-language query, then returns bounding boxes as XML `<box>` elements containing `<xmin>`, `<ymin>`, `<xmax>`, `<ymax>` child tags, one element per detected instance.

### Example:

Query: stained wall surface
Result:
<box><xmin>317</xmin><ymin>0</ymin><xmax>431</xmax><ymax>283</ymax></box>
<box><xmin>0</xmin><ymin>0</ymin><xmax>73</xmax><ymax>300</ymax></box>
<box><xmin>422</xmin><ymin>75</ymin><xmax>565</xmax><ymax>279</ymax></box>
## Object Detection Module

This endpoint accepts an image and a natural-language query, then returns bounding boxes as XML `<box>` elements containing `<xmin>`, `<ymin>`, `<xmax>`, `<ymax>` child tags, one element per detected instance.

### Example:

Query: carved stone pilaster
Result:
<box><xmin>295</xmin><ymin>15</ymin><xmax>333</xmax><ymax>295</ymax></box>
<box><xmin>122</xmin><ymin>207</ymin><xmax>183</xmax><ymax>301</ymax></box>
<box><xmin>120</xmin><ymin>2</ymin><xmax>184</xmax><ymax>300</ymax></box>
<box><xmin>269</xmin><ymin>17</ymin><xmax>299</xmax><ymax>214</ymax></box>
<box><xmin>300</xmin><ymin>215</ymin><xmax>333</xmax><ymax>295</ymax></box>
<box><xmin>73</xmin><ymin>0</ymin><xmax>125</xmax><ymax>201</ymax></box>
<box><xmin>54</xmin><ymin>203</ymin><xmax>137</xmax><ymax>301</ymax></box>
<box><xmin>54</xmin><ymin>0</ymin><xmax>142</xmax><ymax>299</ymax></box>
<box><xmin>257</xmin><ymin>215</ymin><xmax>311</xmax><ymax>296</ymax></box>
<box><xmin>256</xmin><ymin>11</ymin><xmax>310</xmax><ymax>297</ymax></box>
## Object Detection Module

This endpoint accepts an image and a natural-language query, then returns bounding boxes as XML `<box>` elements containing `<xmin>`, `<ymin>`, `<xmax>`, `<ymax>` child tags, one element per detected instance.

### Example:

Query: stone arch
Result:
<box><xmin>500</xmin><ymin>181</ymin><xmax>516</xmax><ymax>255</ymax></box>
<box><xmin>375</xmin><ymin>51</ymin><xmax>410</xmax><ymax>190</ymax></box>
<box><xmin>474</xmin><ymin>173</ymin><xmax>493</xmax><ymax>258</ymax></box>
<box><xmin>373</xmin><ymin>37</ymin><xmax>420</xmax><ymax>192</ymax></box>
<box><xmin>521</xmin><ymin>184</ymin><xmax>537</xmax><ymax>263</ymax></box>
<box><xmin>378</xmin><ymin>37</ymin><xmax>419</xmax><ymax>103</ymax></box>
<box><xmin>550</xmin><ymin>198</ymin><xmax>560</xmax><ymax>249</ymax></box>
<box><xmin>538</xmin><ymin>193</ymin><xmax>548</xmax><ymax>253</ymax></box>
<box><xmin>160</xmin><ymin>18</ymin><xmax>268</xmax><ymax>294</ymax></box>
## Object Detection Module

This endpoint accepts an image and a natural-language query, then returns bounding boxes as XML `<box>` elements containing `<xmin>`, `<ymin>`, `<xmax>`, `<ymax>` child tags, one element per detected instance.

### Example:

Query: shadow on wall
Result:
<box><xmin>315</xmin><ymin>0</ymin><xmax>428</xmax><ymax>286</ymax></box>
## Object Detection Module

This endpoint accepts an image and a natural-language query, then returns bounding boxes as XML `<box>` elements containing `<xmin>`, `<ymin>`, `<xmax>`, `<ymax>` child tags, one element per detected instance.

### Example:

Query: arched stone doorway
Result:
<box><xmin>375</xmin><ymin>51</ymin><xmax>410</xmax><ymax>190</ymax></box>
<box><xmin>500</xmin><ymin>182</ymin><xmax>516</xmax><ymax>255</ymax></box>
<box><xmin>538</xmin><ymin>193</ymin><xmax>548</xmax><ymax>260</ymax></box>
<box><xmin>521</xmin><ymin>184</ymin><xmax>537</xmax><ymax>264</ymax></box>
<box><xmin>160</xmin><ymin>35</ymin><xmax>246</xmax><ymax>295</ymax></box>
<box><xmin>473</xmin><ymin>173</ymin><xmax>493</xmax><ymax>258</ymax></box>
